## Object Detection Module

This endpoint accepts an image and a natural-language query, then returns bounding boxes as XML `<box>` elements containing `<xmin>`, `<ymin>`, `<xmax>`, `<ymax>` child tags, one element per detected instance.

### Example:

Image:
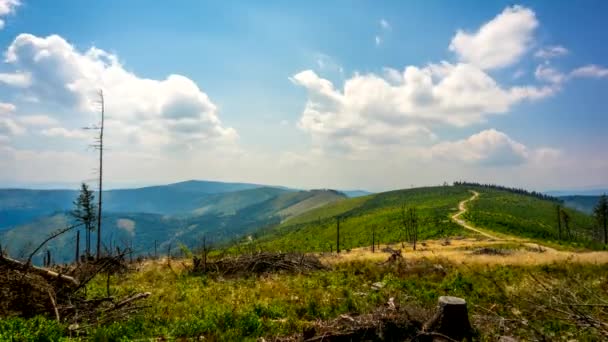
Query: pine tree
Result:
<box><xmin>594</xmin><ymin>194</ymin><xmax>608</xmax><ymax>244</ymax></box>
<box><xmin>71</xmin><ymin>183</ymin><xmax>97</xmax><ymax>258</ymax></box>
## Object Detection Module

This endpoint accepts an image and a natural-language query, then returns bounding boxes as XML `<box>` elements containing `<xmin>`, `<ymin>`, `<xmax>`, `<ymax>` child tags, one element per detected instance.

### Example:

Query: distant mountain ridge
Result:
<box><xmin>0</xmin><ymin>185</ymin><xmax>347</xmax><ymax>264</ymax></box>
<box><xmin>0</xmin><ymin>180</ymin><xmax>265</xmax><ymax>231</ymax></box>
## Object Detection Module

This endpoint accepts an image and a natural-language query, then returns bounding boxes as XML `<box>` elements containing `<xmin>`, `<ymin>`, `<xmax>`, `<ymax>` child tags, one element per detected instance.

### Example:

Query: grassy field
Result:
<box><xmin>461</xmin><ymin>186</ymin><xmax>602</xmax><ymax>249</ymax></box>
<box><xmin>3</xmin><ymin>258</ymin><xmax>607</xmax><ymax>341</ymax></box>
<box><xmin>254</xmin><ymin>186</ymin><xmax>475</xmax><ymax>252</ymax></box>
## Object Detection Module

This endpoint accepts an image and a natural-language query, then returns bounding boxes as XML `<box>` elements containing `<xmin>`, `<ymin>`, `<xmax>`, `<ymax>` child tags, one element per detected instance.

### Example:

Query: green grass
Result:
<box><xmin>462</xmin><ymin>186</ymin><xmax>603</xmax><ymax>249</ymax></box>
<box><xmin>254</xmin><ymin>186</ymin><xmax>474</xmax><ymax>252</ymax></box>
<box><xmin>7</xmin><ymin>260</ymin><xmax>607</xmax><ymax>341</ymax></box>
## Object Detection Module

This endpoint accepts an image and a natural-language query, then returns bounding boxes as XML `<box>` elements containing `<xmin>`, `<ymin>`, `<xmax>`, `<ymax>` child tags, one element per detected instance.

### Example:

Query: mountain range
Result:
<box><xmin>0</xmin><ymin>180</ymin><xmax>357</xmax><ymax>263</ymax></box>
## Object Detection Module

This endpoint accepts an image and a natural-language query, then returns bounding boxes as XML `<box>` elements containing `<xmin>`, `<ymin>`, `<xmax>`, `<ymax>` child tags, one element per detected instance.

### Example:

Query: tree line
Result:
<box><xmin>453</xmin><ymin>181</ymin><xmax>561</xmax><ymax>202</ymax></box>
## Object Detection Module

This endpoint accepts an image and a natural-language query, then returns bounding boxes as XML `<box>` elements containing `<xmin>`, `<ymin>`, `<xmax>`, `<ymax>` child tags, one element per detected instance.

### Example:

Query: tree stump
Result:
<box><xmin>422</xmin><ymin>296</ymin><xmax>472</xmax><ymax>341</ymax></box>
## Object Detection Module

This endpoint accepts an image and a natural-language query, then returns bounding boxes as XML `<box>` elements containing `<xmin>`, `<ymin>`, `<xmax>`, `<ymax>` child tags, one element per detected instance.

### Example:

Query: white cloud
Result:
<box><xmin>534</xmin><ymin>45</ymin><xmax>568</xmax><ymax>59</ymax></box>
<box><xmin>570</xmin><ymin>64</ymin><xmax>608</xmax><ymax>79</ymax></box>
<box><xmin>315</xmin><ymin>53</ymin><xmax>343</xmax><ymax>74</ymax></box>
<box><xmin>17</xmin><ymin>114</ymin><xmax>58</xmax><ymax>127</ymax></box>
<box><xmin>0</xmin><ymin>0</ymin><xmax>19</xmax><ymax>30</ymax></box>
<box><xmin>41</xmin><ymin>127</ymin><xmax>89</xmax><ymax>139</ymax></box>
<box><xmin>3</xmin><ymin>34</ymin><xmax>238</xmax><ymax>152</ymax></box>
<box><xmin>375</xmin><ymin>35</ymin><xmax>381</xmax><ymax>46</ymax></box>
<box><xmin>0</xmin><ymin>116</ymin><xmax>24</xmax><ymax>136</ymax></box>
<box><xmin>535</xmin><ymin>63</ymin><xmax>565</xmax><ymax>84</ymax></box>
<box><xmin>0</xmin><ymin>72</ymin><xmax>30</xmax><ymax>87</ymax></box>
<box><xmin>380</xmin><ymin>19</ymin><xmax>390</xmax><ymax>30</ymax></box>
<box><xmin>430</xmin><ymin>129</ymin><xmax>555</xmax><ymax>166</ymax></box>
<box><xmin>291</xmin><ymin>64</ymin><xmax>552</xmax><ymax>153</ymax></box>
<box><xmin>449</xmin><ymin>5</ymin><xmax>538</xmax><ymax>70</ymax></box>
<box><xmin>0</xmin><ymin>101</ymin><xmax>15</xmax><ymax>115</ymax></box>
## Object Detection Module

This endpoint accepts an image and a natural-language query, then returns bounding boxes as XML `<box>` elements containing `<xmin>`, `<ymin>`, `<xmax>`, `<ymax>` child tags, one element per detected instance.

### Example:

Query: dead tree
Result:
<box><xmin>96</xmin><ymin>90</ymin><xmax>105</xmax><ymax>260</ymax></box>
<box><xmin>75</xmin><ymin>230</ymin><xmax>80</xmax><ymax>264</ymax></box>
<box><xmin>85</xmin><ymin>90</ymin><xmax>106</xmax><ymax>260</ymax></box>
<box><xmin>556</xmin><ymin>204</ymin><xmax>562</xmax><ymax>240</ymax></box>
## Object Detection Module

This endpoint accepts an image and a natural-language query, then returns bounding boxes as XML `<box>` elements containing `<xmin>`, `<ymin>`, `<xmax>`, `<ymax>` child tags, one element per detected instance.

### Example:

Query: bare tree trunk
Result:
<box><xmin>96</xmin><ymin>90</ymin><xmax>105</xmax><ymax>260</ymax></box>
<box><xmin>75</xmin><ymin>230</ymin><xmax>80</xmax><ymax>264</ymax></box>
<box><xmin>336</xmin><ymin>217</ymin><xmax>340</xmax><ymax>254</ymax></box>
<box><xmin>372</xmin><ymin>229</ymin><xmax>375</xmax><ymax>253</ymax></box>
<box><xmin>557</xmin><ymin>205</ymin><xmax>562</xmax><ymax>240</ymax></box>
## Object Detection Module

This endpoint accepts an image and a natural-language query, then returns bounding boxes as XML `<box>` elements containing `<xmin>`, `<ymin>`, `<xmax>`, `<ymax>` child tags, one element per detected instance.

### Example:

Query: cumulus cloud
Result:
<box><xmin>0</xmin><ymin>0</ymin><xmax>19</xmax><ymax>30</ymax></box>
<box><xmin>291</xmin><ymin>63</ymin><xmax>552</xmax><ymax>153</ymax></box>
<box><xmin>534</xmin><ymin>45</ymin><xmax>568</xmax><ymax>59</ymax></box>
<box><xmin>449</xmin><ymin>5</ymin><xmax>537</xmax><ymax>70</ymax></box>
<box><xmin>430</xmin><ymin>129</ymin><xmax>556</xmax><ymax>166</ymax></box>
<box><xmin>570</xmin><ymin>64</ymin><xmax>608</xmax><ymax>79</ymax></box>
<box><xmin>0</xmin><ymin>72</ymin><xmax>30</xmax><ymax>87</ymax></box>
<box><xmin>2</xmin><ymin>34</ymin><xmax>238</xmax><ymax>151</ymax></box>
<box><xmin>291</xmin><ymin>6</ymin><xmax>559</xmax><ymax>154</ymax></box>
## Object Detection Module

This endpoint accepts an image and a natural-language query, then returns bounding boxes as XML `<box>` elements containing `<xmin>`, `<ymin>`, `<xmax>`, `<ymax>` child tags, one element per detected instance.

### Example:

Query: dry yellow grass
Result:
<box><xmin>321</xmin><ymin>238</ymin><xmax>608</xmax><ymax>266</ymax></box>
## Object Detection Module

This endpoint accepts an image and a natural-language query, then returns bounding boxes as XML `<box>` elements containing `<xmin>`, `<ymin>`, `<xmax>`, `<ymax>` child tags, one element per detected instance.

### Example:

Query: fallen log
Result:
<box><xmin>0</xmin><ymin>255</ymin><xmax>79</xmax><ymax>287</ymax></box>
<box><xmin>104</xmin><ymin>292</ymin><xmax>151</xmax><ymax>312</ymax></box>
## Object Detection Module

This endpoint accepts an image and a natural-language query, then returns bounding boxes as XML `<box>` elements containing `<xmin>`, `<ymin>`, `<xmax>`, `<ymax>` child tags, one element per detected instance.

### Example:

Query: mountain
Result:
<box><xmin>340</xmin><ymin>190</ymin><xmax>373</xmax><ymax>198</ymax></box>
<box><xmin>0</xmin><ymin>188</ymin><xmax>346</xmax><ymax>264</ymax></box>
<box><xmin>255</xmin><ymin>185</ymin><xmax>600</xmax><ymax>252</ymax></box>
<box><xmin>0</xmin><ymin>180</ymin><xmax>265</xmax><ymax>231</ymax></box>
<box><xmin>559</xmin><ymin>195</ymin><xmax>601</xmax><ymax>214</ymax></box>
<box><xmin>546</xmin><ymin>188</ymin><xmax>608</xmax><ymax>196</ymax></box>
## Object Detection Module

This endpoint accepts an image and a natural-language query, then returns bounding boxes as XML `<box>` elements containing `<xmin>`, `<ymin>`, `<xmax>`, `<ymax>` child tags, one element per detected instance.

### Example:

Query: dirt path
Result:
<box><xmin>451</xmin><ymin>191</ymin><xmax>497</xmax><ymax>239</ymax></box>
<box><xmin>324</xmin><ymin>190</ymin><xmax>608</xmax><ymax>265</ymax></box>
<box><xmin>451</xmin><ymin>190</ymin><xmax>559</xmax><ymax>252</ymax></box>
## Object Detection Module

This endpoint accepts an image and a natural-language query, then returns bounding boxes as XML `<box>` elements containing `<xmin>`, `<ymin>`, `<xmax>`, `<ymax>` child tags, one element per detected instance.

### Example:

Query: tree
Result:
<box><xmin>594</xmin><ymin>194</ymin><xmax>608</xmax><ymax>244</ymax></box>
<box><xmin>71</xmin><ymin>182</ymin><xmax>97</xmax><ymax>258</ymax></box>
<box><xmin>561</xmin><ymin>209</ymin><xmax>571</xmax><ymax>240</ymax></box>
<box><xmin>401</xmin><ymin>205</ymin><xmax>419</xmax><ymax>251</ymax></box>
<box><xmin>556</xmin><ymin>204</ymin><xmax>562</xmax><ymax>240</ymax></box>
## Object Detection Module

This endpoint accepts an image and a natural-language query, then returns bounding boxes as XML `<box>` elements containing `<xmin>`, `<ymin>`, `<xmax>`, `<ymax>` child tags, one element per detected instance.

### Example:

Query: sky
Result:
<box><xmin>0</xmin><ymin>0</ymin><xmax>607</xmax><ymax>192</ymax></box>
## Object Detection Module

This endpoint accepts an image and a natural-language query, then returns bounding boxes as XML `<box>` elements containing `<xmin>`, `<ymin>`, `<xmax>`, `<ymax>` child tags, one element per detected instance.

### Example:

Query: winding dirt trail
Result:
<box><xmin>451</xmin><ymin>191</ymin><xmax>497</xmax><ymax>239</ymax></box>
<box><xmin>326</xmin><ymin>190</ymin><xmax>608</xmax><ymax>265</ymax></box>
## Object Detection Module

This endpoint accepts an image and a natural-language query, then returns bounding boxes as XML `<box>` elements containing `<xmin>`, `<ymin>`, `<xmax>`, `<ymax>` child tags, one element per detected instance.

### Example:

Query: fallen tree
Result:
<box><xmin>192</xmin><ymin>252</ymin><xmax>326</xmax><ymax>277</ymax></box>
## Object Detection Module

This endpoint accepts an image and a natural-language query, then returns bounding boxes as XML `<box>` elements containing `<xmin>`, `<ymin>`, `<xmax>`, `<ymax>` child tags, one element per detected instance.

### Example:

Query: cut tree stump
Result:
<box><xmin>422</xmin><ymin>296</ymin><xmax>472</xmax><ymax>341</ymax></box>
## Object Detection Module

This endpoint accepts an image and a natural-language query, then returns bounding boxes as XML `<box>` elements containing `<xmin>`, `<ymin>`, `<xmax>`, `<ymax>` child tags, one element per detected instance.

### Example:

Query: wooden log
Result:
<box><xmin>0</xmin><ymin>255</ymin><xmax>79</xmax><ymax>287</ymax></box>
<box><xmin>423</xmin><ymin>296</ymin><xmax>472</xmax><ymax>341</ymax></box>
<box><xmin>105</xmin><ymin>292</ymin><xmax>151</xmax><ymax>312</ymax></box>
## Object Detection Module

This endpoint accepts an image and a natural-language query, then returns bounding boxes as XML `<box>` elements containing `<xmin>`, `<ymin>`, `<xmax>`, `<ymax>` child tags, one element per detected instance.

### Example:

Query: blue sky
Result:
<box><xmin>0</xmin><ymin>0</ymin><xmax>606</xmax><ymax>191</ymax></box>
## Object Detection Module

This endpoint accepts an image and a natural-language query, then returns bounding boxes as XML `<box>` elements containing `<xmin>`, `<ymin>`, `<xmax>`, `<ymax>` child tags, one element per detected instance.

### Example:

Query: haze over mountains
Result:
<box><xmin>0</xmin><ymin>180</ymin><xmax>367</xmax><ymax>263</ymax></box>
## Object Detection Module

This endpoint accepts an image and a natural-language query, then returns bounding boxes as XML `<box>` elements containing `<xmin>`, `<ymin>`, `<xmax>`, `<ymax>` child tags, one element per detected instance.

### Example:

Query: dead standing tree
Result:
<box><xmin>85</xmin><ymin>90</ymin><xmax>105</xmax><ymax>260</ymax></box>
<box><xmin>401</xmin><ymin>205</ymin><xmax>419</xmax><ymax>250</ymax></box>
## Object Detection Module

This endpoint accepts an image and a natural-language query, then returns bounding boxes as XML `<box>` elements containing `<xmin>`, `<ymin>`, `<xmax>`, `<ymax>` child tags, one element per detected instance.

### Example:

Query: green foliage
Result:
<box><xmin>14</xmin><ymin>259</ymin><xmax>608</xmax><ymax>341</ymax></box>
<box><xmin>461</xmin><ymin>186</ymin><xmax>600</xmax><ymax>248</ymax></box>
<box><xmin>0</xmin><ymin>316</ymin><xmax>66</xmax><ymax>341</ymax></box>
<box><xmin>256</xmin><ymin>186</ymin><xmax>474</xmax><ymax>252</ymax></box>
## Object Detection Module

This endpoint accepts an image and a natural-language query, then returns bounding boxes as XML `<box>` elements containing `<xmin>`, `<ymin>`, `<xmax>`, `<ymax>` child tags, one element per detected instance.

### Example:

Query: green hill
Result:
<box><xmin>255</xmin><ymin>186</ymin><xmax>473</xmax><ymax>252</ymax></box>
<box><xmin>559</xmin><ymin>195</ymin><xmax>601</xmax><ymax>214</ymax></box>
<box><xmin>253</xmin><ymin>185</ymin><xmax>602</xmax><ymax>252</ymax></box>
<box><xmin>0</xmin><ymin>189</ymin><xmax>347</xmax><ymax>264</ymax></box>
<box><xmin>462</xmin><ymin>187</ymin><xmax>599</xmax><ymax>247</ymax></box>
<box><xmin>0</xmin><ymin>180</ymin><xmax>267</xmax><ymax>231</ymax></box>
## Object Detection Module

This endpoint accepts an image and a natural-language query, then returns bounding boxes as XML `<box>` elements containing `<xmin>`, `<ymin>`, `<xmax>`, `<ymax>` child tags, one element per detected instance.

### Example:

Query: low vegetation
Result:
<box><xmin>461</xmin><ymin>186</ymin><xmax>603</xmax><ymax>249</ymax></box>
<box><xmin>2</xmin><ymin>257</ymin><xmax>606</xmax><ymax>341</ymax></box>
